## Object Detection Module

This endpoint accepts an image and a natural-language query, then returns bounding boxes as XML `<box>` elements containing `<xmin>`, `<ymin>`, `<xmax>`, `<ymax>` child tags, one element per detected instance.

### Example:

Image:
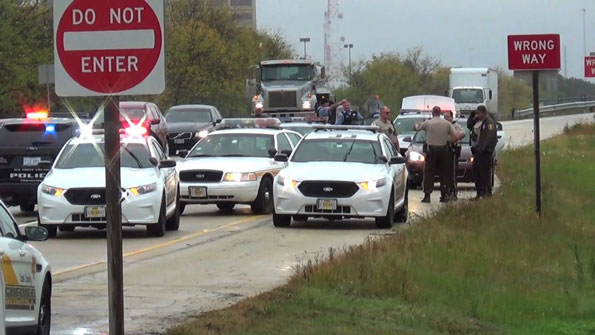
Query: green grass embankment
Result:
<box><xmin>170</xmin><ymin>124</ymin><xmax>595</xmax><ymax>335</ymax></box>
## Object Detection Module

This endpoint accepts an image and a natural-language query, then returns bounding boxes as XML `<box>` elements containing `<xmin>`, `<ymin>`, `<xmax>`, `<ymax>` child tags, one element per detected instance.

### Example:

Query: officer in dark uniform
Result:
<box><xmin>334</xmin><ymin>100</ymin><xmax>363</xmax><ymax>125</ymax></box>
<box><xmin>469</xmin><ymin>105</ymin><xmax>498</xmax><ymax>198</ymax></box>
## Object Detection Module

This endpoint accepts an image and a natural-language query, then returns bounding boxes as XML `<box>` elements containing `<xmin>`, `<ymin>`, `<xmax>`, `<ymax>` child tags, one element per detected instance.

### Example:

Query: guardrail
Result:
<box><xmin>514</xmin><ymin>100</ymin><xmax>595</xmax><ymax>119</ymax></box>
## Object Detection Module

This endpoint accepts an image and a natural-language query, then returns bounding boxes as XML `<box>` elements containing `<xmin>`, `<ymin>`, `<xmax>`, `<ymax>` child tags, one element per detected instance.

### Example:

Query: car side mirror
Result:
<box><xmin>268</xmin><ymin>148</ymin><xmax>277</xmax><ymax>158</ymax></box>
<box><xmin>24</xmin><ymin>226</ymin><xmax>48</xmax><ymax>242</ymax></box>
<box><xmin>151</xmin><ymin>119</ymin><xmax>161</xmax><ymax>125</ymax></box>
<box><xmin>212</xmin><ymin>119</ymin><xmax>222</xmax><ymax>127</ymax></box>
<box><xmin>159</xmin><ymin>159</ymin><xmax>176</xmax><ymax>168</ymax></box>
<box><xmin>177</xmin><ymin>150</ymin><xmax>189</xmax><ymax>158</ymax></box>
<box><xmin>149</xmin><ymin>157</ymin><xmax>158</xmax><ymax>166</ymax></box>
<box><xmin>37</xmin><ymin>160</ymin><xmax>52</xmax><ymax>168</ymax></box>
<box><xmin>389</xmin><ymin>156</ymin><xmax>406</xmax><ymax>165</ymax></box>
<box><xmin>378</xmin><ymin>155</ymin><xmax>388</xmax><ymax>163</ymax></box>
<box><xmin>274</xmin><ymin>154</ymin><xmax>288</xmax><ymax>162</ymax></box>
<box><xmin>403</xmin><ymin>136</ymin><xmax>412</xmax><ymax>143</ymax></box>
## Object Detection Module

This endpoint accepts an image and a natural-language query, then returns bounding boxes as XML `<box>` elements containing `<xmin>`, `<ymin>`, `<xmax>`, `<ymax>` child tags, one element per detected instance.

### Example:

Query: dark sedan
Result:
<box><xmin>404</xmin><ymin>120</ymin><xmax>473</xmax><ymax>188</ymax></box>
<box><xmin>165</xmin><ymin>104</ymin><xmax>222</xmax><ymax>156</ymax></box>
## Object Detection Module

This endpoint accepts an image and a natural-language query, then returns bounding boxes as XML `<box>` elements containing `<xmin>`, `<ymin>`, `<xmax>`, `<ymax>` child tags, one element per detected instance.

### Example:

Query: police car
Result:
<box><xmin>37</xmin><ymin>131</ymin><xmax>180</xmax><ymax>237</ymax></box>
<box><xmin>176</xmin><ymin>118</ymin><xmax>302</xmax><ymax>214</ymax></box>
<box><xmin>0</xmin><ymin>200</ymin><xmax>51</xmax><ymax>334</ymax></box>
<box><xmin>273</xmin><ymin>125</ymin><xmax>409</xmax><ymax>228</ymax></box>
<box><xmin>0</xmin><ymin>110</ymin><xmax>79</xmax><ymax>212</ymax></box>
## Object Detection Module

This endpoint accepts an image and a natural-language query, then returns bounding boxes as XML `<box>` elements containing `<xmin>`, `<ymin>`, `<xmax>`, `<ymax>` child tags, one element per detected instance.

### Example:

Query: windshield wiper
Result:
<box><xmin>342</xmin><ymin>140</ymin><xmax>357</xmax><ymax>162</ymax></box>
<box><xmin>122</xmin><ymin>146</ymin><xmax>143</xmax><ymax>168</ymax></box>
<box><xmin>221</xmin><ymin>154</ymin><xmax>248</xmax><ymax>157</ymax></box>
<box><xmin>188</xmin><ymin>154</ymin><xmax>214</xmax><ymax>158</ymax></box>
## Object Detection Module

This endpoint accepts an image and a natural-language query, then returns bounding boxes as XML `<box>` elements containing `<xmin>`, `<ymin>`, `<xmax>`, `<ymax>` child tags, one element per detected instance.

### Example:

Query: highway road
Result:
<box><xmin>9</xmin><ymin>112</ymin><xmax>594</xmax><ymax>335</ymax></box>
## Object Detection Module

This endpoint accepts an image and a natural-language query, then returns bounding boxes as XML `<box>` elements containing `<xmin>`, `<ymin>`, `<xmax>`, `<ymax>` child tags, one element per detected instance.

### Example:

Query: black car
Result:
<box><xmin>0</xmin><ymin>116</ymin><xmax>78</xmax><ymax>212</ymax></box>
<box><xmin>165</xmin><ymin>104</ymin><xmax>222</xmax><ymax>155</ymax></box>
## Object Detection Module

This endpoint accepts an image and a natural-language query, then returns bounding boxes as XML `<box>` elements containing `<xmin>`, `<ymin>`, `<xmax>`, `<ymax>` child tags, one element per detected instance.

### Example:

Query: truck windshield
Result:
<box><xmin>261</xmin><ymin>64</ymin><xmax>312</xmax><ymax>81</ymax></box>
<box><xmin>452</xmin><ymin>88</ymin><xmax>484</xmax><ymax>104</ymax></box>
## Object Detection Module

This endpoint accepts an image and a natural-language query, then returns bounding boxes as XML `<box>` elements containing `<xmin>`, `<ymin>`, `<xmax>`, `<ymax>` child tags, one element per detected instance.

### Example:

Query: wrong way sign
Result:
<box><xmin>53</xmin><ymin>0</ymin><xmax>165</xmax><ymax>97</ymax></box>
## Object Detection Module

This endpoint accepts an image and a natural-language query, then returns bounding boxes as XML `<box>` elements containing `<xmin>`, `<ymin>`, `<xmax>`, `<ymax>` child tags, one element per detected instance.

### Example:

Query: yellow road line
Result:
<box><xmin>54</xmin><ymin>215</ymin><xmax>265</xmax><ymax>276</ymax></box>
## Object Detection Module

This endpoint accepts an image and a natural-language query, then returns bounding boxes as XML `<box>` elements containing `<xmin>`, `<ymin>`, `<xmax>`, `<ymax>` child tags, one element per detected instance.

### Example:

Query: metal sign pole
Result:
<box><xmin>104</xmin><ymin>96</ymin><xmax>124</xmax><ymax>334</ymax></box>
<box><xmin>532</xmin><ymin>71</ymin><xmax>542</xmax><ymax>216</ymax></box>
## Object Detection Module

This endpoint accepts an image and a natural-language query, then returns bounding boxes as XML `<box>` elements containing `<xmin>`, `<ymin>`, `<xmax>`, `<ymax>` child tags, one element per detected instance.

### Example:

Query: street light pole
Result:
<box><xmin>583</xmin><ymin>8</ymin><xmax>587</xmax><ymax>56</ymax></box>
<box><xmin>299</xmin><ymin>37</ymin><xmax>310</xmax><ymax>59</ymax></box>
<box><xmin>344</xmin><ymin>43</ymin><xmax>353</xmax><ymax>81</ymax></box>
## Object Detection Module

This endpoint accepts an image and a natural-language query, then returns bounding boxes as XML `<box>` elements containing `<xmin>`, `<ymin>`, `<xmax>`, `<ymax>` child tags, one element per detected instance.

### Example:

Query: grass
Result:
<box><xmin>169</xmin><ymin>123</ymin><xmax>595</xmax><ymax>335</ymax></box>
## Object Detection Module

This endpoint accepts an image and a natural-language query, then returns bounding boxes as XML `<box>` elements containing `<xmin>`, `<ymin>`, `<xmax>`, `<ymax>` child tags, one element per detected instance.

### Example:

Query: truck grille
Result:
<box><xmin>64</xmin><ymin>188</ymin><xmax>106</xmax><ymax>205</ymax></box>
<box><xmin>268</xmin><ymin>91</ymin><xmax>297</xmax><ymax>108</ymax></box>
<box><xmin>179</xmin><ymin>170</ymin><xmax>223</xmax><ymax>183</ymax></box>
<box><xmin>298</xmin><ymin>181</ymin><xmax>359</xmax><ymax>198</ymax></box>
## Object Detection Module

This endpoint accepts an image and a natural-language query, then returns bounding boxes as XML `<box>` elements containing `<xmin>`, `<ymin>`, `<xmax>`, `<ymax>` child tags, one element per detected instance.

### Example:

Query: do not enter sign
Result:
<box><xmin>53</xmin><ymin>0</ymin><xmax>165</xmax><ymax>96</ymax></box>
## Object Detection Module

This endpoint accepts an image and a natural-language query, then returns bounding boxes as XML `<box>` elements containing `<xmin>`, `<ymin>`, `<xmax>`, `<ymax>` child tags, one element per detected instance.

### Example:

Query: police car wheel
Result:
<box><xmin>179</xmin><ymin>203</ymin><xmax>186</xmax><ymax>215</ymax></box>
<box><xmin>166</xmin><ymin>193</ymin><xmax>181</xmax><ymax>231</ymax></box>
<box><xmin>20</xmin><ymin>203</ymin><xmax>35</xmax><ymax>213</ymax></box>
<box><xmin>147</xmin><ymin>196</ymin><xmax>166</xmax><ymax>237</ymax></box>
<box><xmin>375</xmin><ymin>191</ymin><xmax>395</xmax><ymax>229</ymax></box>
<box><xmin>37</xmin><ymin>279</ymin><xmax>51</xmax><ymax>335</ymax></box>
<box><xmin>251</xmin><ymin>177</ymin><xmax>273</xmax><ymax>214</ymax></box>
<box><xmin>394</xmin><ymin>186</ymin><xmax>408</xmax><ymax>223</ymax></box>
<box><xmin>273</xmin><ymin>213</ymin><xmax>291</xmax><ymax>227</ymax></box>
<box><xmin>217</xmin><ymin>203</ymin><xmax>236</xmax><ymax>212</ymax></box>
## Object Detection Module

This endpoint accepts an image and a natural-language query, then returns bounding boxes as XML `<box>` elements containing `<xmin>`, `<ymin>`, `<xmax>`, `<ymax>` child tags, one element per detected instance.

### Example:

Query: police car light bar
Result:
<box><xmin>282</xmin><ymin>116</ymin><xmax>328</xmax><ymax>123</ymax></box>
<box><xmin>216</xmin><ymin>118</ymin><xmax>281</xmax><ymax>130</ymax></box>
<box><xmin>312</xmin><ymin>125</ymin><xmax>379</xmax><ymax>133</ymax></box>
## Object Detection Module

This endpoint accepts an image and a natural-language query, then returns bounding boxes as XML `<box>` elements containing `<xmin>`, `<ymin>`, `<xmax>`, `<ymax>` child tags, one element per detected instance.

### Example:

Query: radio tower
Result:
<box><xmin>324</xmin><ymin>0</ymin><xmax>342</xmax><ymax>81</ymax></box>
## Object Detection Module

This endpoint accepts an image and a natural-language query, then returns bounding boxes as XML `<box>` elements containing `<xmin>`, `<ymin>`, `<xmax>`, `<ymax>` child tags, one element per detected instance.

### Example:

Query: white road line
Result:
<box><xmin>64</xmin><ymin>30</ymin><xmax>155</xmax><ymax>51</ymax></box>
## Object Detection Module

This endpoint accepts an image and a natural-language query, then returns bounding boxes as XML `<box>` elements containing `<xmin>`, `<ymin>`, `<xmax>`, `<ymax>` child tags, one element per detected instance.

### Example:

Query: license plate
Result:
<box><xmin>23</xmin><ymin>157</ymin><xmax>41</xmax><ymax>167</ymax></box>
<box><xmin>190</xmin><ymin>186</ymin><xmax>207</xmax><ymax>198</ymax></box>
<box><xmin>174</xmin><ymin>139</ymin><xmax>185</xmax><ymax>144</ymax></box>
<box><xmin>85</xmin><ymin>206</ymin><xmax>106</xmax><ymax>218</ymax></box>
<box><xmin>317</xmin><ymin>199</ymin><xmax>337</xmax><ymax>210</ymax></box>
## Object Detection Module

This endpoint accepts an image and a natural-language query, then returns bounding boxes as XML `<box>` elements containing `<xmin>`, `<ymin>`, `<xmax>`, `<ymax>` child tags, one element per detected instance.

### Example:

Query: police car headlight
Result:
<box><xmin>128</xmin><ymin>183</ymin><xmax>157</xmax><ymax>196</ymax></box>
<box><xmin>41</xmin><ymin>184</ymin><xmax>66</xmax><ymax>197</ymax></box>
<box><xmin>409</xmin><ymin>151</ymin><xmax>425</xmax><ymax>162</ymax></box>
<box><xmin>301</xmin><ymin>100</ymin><xmax>312</xmax><ymax>110</ymax></box>
<box><xmin>254</xmin><ymin>101</ymin><xmax>264</xmax><ymax>110</ymax></box>
<box><xmin>277</xmin><ymin>176</ymin><xmax>298</xmax><ymax>188</ymax></box>
<box><xmin>223</xmin><ymin>172</ymin><xmax>257</xmax><ymax>182</ymax></box>
<box><xmin>360</xmin><ymin>178</ymin><xmax>386</xmax><ymax>191</ymax></box>
<box><xmin>195</xmin><ymin>130</ymin><xmax>209</xmax><ymax>138</ymax></box>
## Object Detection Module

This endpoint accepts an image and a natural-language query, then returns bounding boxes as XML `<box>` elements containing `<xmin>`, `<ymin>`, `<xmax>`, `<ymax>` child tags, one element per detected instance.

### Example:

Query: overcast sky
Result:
<box><xmin>256</xmin><ymin>0</ymin><xmax>595</xmax><ymax>79</ymax></box>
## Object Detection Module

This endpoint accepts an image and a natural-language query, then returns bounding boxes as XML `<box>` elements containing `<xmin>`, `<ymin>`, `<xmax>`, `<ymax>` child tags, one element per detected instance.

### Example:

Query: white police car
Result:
<box><xmin>176</xmin><ymin>118</ymin><xmax>302</xmax><ymax>214</ymax></box>
<box><xmin>0</xmin><ymin>200</ymin><xmax>51</xmax><ymax>335</ymax></box>
<box><xmin>273</xmin><ymin>125</ymin><xmax>408</xmax><ymax>228</ymax></box>
<box><xmin>37</xmin><ymin>132</ymin><xmax>180</xmax><ymax>237</ymax></box>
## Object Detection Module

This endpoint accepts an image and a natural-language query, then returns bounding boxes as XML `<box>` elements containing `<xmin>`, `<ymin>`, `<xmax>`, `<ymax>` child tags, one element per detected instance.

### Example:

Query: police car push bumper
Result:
<box><xmin>180</xmin><ymin>179</ymin><xmax>261</xmax><ymax>204</ymax></box>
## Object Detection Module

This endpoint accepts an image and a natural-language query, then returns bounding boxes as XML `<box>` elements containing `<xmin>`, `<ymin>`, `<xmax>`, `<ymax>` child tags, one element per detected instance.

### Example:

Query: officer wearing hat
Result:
<box><xmin>468</xmin><ymin>105</ymin><xmax>498</xmax><ymax>198</ymax></box>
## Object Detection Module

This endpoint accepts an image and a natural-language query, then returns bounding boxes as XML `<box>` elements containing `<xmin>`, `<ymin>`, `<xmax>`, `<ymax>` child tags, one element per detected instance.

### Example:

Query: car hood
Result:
<box><xmin>167</xmin><ymin>122</ymin><xmax>211</xmax><ymax>133</ymax></box>
<box><xmin>43</xmin><ymin>167</ymin><xmax>158</xmax><ymax>189</ymax></box>
<box><xmin>178</xmin><ymin>157</ymin><xmax>281</xmax><ymax>173</ymax></box>
<box><xmin>280</xmin><ymin>162</ymin><xmax>387</xmax><ymax>182</ymax></box>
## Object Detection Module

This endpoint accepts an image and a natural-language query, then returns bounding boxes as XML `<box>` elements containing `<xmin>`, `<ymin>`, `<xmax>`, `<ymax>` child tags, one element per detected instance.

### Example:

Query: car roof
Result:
<box><xmin>168</xmin><ymin>104</ymin><xmax>215</xmax><ymax>110</ymax></box>
<box><xmin>304</xmin><ymin>130</ymin><xmax>379</xmax><ymax>141</ymax></box>
<box><xmin>208</xmin><ymin>128</ymin><xmax>283</xmax><ymax>136</ymax></box>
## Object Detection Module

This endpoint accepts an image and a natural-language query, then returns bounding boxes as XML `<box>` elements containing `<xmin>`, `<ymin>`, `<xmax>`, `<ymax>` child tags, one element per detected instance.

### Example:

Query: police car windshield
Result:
<box><xmin>394</xmin><ymin>117</ymin><xmax>425</xmax><ymax>136</ymax></box>
<box><xmin>188</xmin><ymin>134</ymin><xmax>274</xmax><ymax>158</ymax></box>
<box><xmin>165</xmin><ymin>109</ymin><xmax>212</xmax><ymax>123</ymax></box>
<box><xmin>292</xmin><ymin>139</ymin><xmax>381</xmax><ymax>164</ymax></box>
<box><xmin>281</xmin><ymin>126</ymin><xmax>312</xmax><ymax>136</ymax></box>
<box><xmin>261</xmin><ymin>64</ymin><xmax>312</xmax><ymax>81</ymax></box>
<box><xmin>55</xmin><ymin>143</ymin><xmax>153</xmax><ymax>169</ymax></box>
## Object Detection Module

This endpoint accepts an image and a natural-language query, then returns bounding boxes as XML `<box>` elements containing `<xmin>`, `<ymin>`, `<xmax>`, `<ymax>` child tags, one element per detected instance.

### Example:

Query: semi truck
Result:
<box><xmin>449</xmin><ymin>68</ymin><xmax>498</xmax><ymax>117</ymax></box>
<box><xmin>246</xmin><ymin>59</ymin><xmax>329</xmax><ymax>118</ymax></box>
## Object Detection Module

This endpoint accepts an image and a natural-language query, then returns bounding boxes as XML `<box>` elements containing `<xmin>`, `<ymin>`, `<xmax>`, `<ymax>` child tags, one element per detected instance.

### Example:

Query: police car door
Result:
<box><xmin>382</xmin><ymin>137</ymin><xmax>406</xmax><ymax>199</ymax></box>
<box><xmin>150</xmin><ymin>139</ymin><xmax>176</xmax><ymax>207</ymax></box>
<box><xmin>0</xmin><ymin>206</ymin><xmax>37</xmax><ymax>325</ymax></box>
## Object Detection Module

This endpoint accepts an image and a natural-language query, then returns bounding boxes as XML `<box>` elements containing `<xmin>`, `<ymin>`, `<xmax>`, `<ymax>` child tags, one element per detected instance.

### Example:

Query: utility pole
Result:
<box><xmin>583</xmin><ymin>8</ymin><xmax>587</xmax><ymax>56</ymax></box>
<box><xmin>299</xmin><ymin>37</ymin><xmax>310</xmax><ymax>59</ymax></box>
<box><xmin>344</xmin><ymin>43</ymin><xmax>353</xmax><ymax>81</ymax></box>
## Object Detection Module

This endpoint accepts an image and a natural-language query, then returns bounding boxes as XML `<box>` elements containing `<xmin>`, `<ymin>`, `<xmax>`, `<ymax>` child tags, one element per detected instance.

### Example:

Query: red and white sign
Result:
<box><xmin>585</xmin><ymin>57</ymin><xmax>595</xmax><ymax>78</ymax></box>
<box><xmin>53</xmin><ymin>0</ymin><xmax>165</xmax><ymax>96</ymax></box>
<box><xmin>507</xmin><ymin>34</ymin><xmax>561</xmax><ymax>71</ymax></box>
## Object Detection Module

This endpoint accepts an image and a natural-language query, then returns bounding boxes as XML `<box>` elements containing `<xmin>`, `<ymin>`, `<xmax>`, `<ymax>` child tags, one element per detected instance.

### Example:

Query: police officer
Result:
<box><xmin>414</xmin><ymin>106</ymin><xmax>465</xmax><ymax>203</ymax></box>
<box><xmin>444</xmin><ymin>110</ymin><xmax>464</xmax><ymax>200</ymax></box>
<box><xmin>468</xmin><ymin>105</ymin><xmax>498</xmax><ymax>198</ymax></box>
<box><xmin>335</xmin><ymin>100</ymin><xmax>363</xmax><ymax>125</ymax></box>
<box><xmin>372</xmin><ymin>106</ymin><xmax>399</xmax><ymax>151</ymax></box>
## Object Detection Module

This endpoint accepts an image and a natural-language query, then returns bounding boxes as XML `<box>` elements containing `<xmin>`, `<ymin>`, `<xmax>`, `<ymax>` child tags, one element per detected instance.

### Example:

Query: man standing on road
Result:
<box><xmin>372</xmin><ymin>106</ymin><xmax>399</xmax><ymax>151</ymax></box>
<box><xmin>414</xmin><ymin>106</ymin><xmax>465</xmax><ymax>203</ymax></box>
<box><xmin>444</xmin><ymin>111</ymin><xmax>464</xmax><ymax>200</ymax></box>
<box><xmin>335</xmin><ymin>100</ymin><xmax>363</xmax><ymax>125</ymax></box>
<box><xmin>469</xmin><ymin>105</ymin><xmax>498</xmax><ymax>199</ymax></box>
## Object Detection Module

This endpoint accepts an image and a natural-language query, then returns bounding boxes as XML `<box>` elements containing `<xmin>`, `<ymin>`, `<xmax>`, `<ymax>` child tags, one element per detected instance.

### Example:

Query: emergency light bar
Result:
<box><xmin>312</xmin><ymin>124</ymin><xmax>379</xmax><ymax>133</ymax></box>
<box><xmin>215</xmin><ymin>118</ymin><xmax>281</xmax><ymax>130</ymax></box>
<box><xmin>284</xmin><ymin>116</ymin><xmax>328</xmax><ymax>123</ymax></box>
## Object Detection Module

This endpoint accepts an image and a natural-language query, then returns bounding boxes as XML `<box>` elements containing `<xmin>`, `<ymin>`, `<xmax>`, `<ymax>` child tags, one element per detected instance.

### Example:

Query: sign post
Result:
<box><xmin>508</xmin><ymin>34</ymin><xmax>561</xmax><ymax>216</ymax></box>
<box><xmin>53</xmin><ymin>1</ymin><xmax>165</xmax><ymax>334</ymax></box>
<box><xmin>585</xmin><ymin>56</ymin><xmax>595</xmax><ymax>78</ymax></box>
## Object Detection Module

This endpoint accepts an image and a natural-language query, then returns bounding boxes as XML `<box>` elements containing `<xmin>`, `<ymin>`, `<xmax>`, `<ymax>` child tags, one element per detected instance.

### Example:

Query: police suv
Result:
<box><xmin>273</xmin><ymin>125</ymin><xmax>409</xmax><ymax>228</ymax></box>
<box><xmin>0</xmin><ymin>200</ymin><xmax>51</xmax><ymax>335</ymax></box>
<box><xmin>176</xmin><ymin>118</ymin><xmax>302</xmax><ymax>214</ymax></box>
<box><xmin>0</xmin><ymin>112</ymin><xmax>78</xmax><ymax>212</ymax></box>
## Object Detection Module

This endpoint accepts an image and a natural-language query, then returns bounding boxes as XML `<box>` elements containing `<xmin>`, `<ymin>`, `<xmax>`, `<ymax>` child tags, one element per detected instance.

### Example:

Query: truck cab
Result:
<box><xmin>247</xmin><ymin>60</ymin><xmax>327</xmax><ymax>118</ymax></box>
<box><xmin>449</xmin><ymin>68</ymin><xmax>498</xmax><ymax>117</ymax></box>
